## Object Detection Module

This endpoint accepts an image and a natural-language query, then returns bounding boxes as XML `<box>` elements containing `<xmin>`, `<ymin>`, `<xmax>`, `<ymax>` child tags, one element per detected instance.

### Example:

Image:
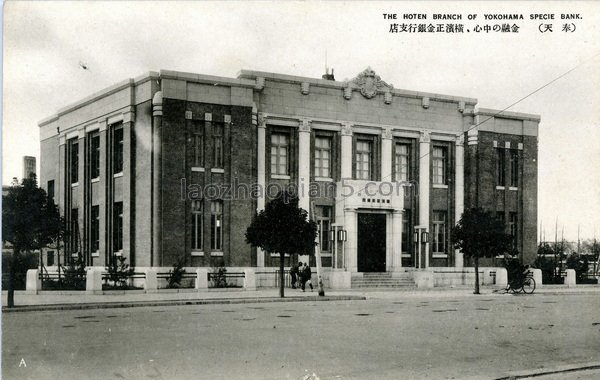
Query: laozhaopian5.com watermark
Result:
<box><xmin>179</xmin><ymin>177</ymin><xmax>417</xmax><ymax>201</ymax></box>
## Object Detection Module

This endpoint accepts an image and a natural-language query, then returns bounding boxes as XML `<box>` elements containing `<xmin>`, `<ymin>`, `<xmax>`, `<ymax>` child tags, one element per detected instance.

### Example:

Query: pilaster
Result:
<box><xmin>298</xmin><ymin>118</ymin><xmax>311</xmax><ymax>213</ymax></box>
<box><xmin>77</xmin><ymin>129</ymin><xmax>85</xmax><ymax>263</ymax></box>
<box><xmin>340</xmin><ymin>123</ymin><xmax>353</xmax><ymax>179</ymax></box>
<box><xmin>151</xmin><ymin>91</ymin><xmax>163</xmax><ymax>267</ymax></box>
<box><xmin>381</xmin><ymin>128</ymin><xmax>393</xmax><ymax>181</ymax></box>
<box><xmin>122</xmin><ymin>118</ymin><xmax>133</xmax><ymax>265</ymax></box>
<box><xmin>344</xmin><ymin>207</ymin><xmax>358</xmax><ymax>272</ymax></box>
<box><xmin>418</xmin><ymin>130</ymin><xmax>430</xmax><ymax>268</ymax></box>
<box><xmin>454</xmin><ymin>134</ymin><xmax>465</xmax><ymax>268</ymax></box>
<box><xmin>97</xmin><ymin>126</ymin><xmax>107</xmax><ymax>267</ymax></box>
<box><xmin>256</xmin><ymin>111</ymin><xmax>266</xmax><ymax>267</ymax></box>
<box><xmin>391</xmin><ymin>210</ymin><xmax>404</xmax><ymax>271</ymax></box>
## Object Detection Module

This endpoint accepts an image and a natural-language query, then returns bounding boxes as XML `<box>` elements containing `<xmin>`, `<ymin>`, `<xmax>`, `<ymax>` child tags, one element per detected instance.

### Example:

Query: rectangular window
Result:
<box><xmin>69</xmin><ymin>139</ymin><xmax>79</xmax><ymax>184</ymax></box>
<box><xmin>113</xmin><ymin>125</ymin><xmax>124</xmax><ymax>174</ymax></box>
<box><xmin>47</xmin><ymin>180</ymin><xmax>55</xmax><ymax>201</ymax></box>
<box><xmin>314</xmin><ymin>137</ymin><xmax>332</xmax><ymax>178</ymax></box>
<box><xmin>89</xmin><ymin>131</ymin><xmax>100</xmax><ymax>179</ymax></box>
<box><xmin>211</xmin><ymin>200</ymin><xmax>223</xmax><ymax>251</ymax></box>
<box><xmin>270</xmin><ymin>133</ymin><xmax>289</xmax><ymax>175</ymax></box>
<box><xmin>509</xmin><ymin>212</ymin><xmax>518</xmax><ymax>249</ymax></box>
<box><xmin>316</xmin><ymin>206</ymin><xmax>332</xmax><ymax>252</ymax></box>
<box><xmin>432</xmin><ymin>147</ymin><xmax>446</xmax><ymax>185</ymax></box>
<box><xmin>91</xmin><ymin>205</ymin><xmax>100</xmax><ymax>252</ymax></box>
<box><xmin>432</xmin><ymin>211</ymin><xmax>446</xmax><ymax>254</ymax></box>
<box><xmin>510</xmin><ymin>150</ymin><xmax>519</xmax><ymax>187</ymax></box>
<box><xmin>402</xmin><ymin>210</ymin><xmax>411</xmax><ymax>253</ymax></box>
<box><xmin>191</xmin><ymin>200</ymin><xmax>203</xmax><ymax>250</ymax></box>
<box><xmin>496</xmin><ymin>211</ymin><xmax>505</xmax><ymax>226</ymax></box>
<box><xmin>213</xmin><ymin>124</ymin><xmax>224</xmax><ymax>168</ymax></box>
<box><xmin>70</xmin><ymin>208</ymin><xmax>79</xmax><ymax>253</ymax></box>
<box><xmin>193</xmin><ymin>133</ymin><xmax>204</xmax><ymax>167</ymax></box>
<box><xmin>355</xmin><ymin>140</ymin><xmax>372</xmax><ymax>180</ymax></box>
<box><xmin>113</xmin><ymin>202</ymin><xmax>123</xmax><ymax>252</ymax></box>
<box><xmin>47</xmin><ymin>251</ymin><xmax>55</xmax><ymax>267</ymax></box>
<box><xmin>394</xmin><ymin>143</ymin><xmax>410</xmax><ymax>182</ymax></box>
<box><xmin>496</xmin><ymin>148</ymin><xmax>506</xmax><ymax>186</ymax></box>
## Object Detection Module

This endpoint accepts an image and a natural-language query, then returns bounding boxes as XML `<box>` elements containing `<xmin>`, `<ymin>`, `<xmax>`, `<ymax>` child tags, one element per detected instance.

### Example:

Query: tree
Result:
<box><xmin>581</xmin><ymin>239</ymin><xmax>600</xmax><ymax>277</ymax></box>
<box><xmin>534</xmin><ymin>242</ymin><xmax>561</xmax><ymax>284</ymax></box>
<box><xmin>451</xmin><ymin>208</ymin><xmax>513</xmax><ymax>294</ymax></box>
<box><xmin>246</xmin><ymin>191</ymin><xmax>317</xmax><ymax>298</ymax></box>
<box><xmin>2</xmin><ymin>175</ymin><xmax>64</xmax><ymax>307</ymax></box>
<box><xmin>105</xmin><ymin>256</ymin><xmax>135</xmax><ymax>290</ymax></box>
<box><xmin>566</xmin><ymin>252</ymin><xmax>590</xmax><ymax>283</ymax></box>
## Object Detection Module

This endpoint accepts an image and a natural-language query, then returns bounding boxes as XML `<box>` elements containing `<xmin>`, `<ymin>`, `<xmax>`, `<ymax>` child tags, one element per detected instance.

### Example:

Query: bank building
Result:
<box><xmin>38</xmin><ymin>67</ymin><xmax>538</xmax><ymax>288</ymax></box>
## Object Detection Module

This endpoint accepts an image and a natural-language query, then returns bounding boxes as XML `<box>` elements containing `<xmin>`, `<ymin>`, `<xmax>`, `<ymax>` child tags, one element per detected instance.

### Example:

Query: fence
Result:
<box><xmin>156</xmin><ymin>271</ymin><xmax>197</xmax><ymax>289</ymax></box>
<box><xmin>275</xmin><ymin>270</ymin><xmax>293</xmax><ymax>288</ymax></box>
<box><xmin>39</xmin><ymin>271</ymin><xmax>86</xmax><ymax>290</ymax></box>
<box><xmin>207</xmin><ymin>271</ymin><xmax>244</xmax><ymax>288</ymax></box>
<box><xmin>101</xmin><ymin>272</ymin><xmax>145</xmax><ymax>290</ymax></box>
<box><xmin>431</xmin><ymin>269</ymin><xmax>486</xmax><ymax>286</ymax></box>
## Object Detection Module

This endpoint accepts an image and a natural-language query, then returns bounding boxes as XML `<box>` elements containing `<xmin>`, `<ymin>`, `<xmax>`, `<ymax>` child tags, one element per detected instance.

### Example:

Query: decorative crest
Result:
<box><xmin>348</xmin><ymin>67</ymin><xmax>393</xmax><ymax>99</ymax></box>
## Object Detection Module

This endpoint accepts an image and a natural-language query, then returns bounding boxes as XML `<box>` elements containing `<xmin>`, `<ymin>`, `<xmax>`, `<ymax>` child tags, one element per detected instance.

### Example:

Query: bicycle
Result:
<box><xmin>505</xmin><ymin>269</ymin><xmax>536</xmax><ymax>294</ymax></box>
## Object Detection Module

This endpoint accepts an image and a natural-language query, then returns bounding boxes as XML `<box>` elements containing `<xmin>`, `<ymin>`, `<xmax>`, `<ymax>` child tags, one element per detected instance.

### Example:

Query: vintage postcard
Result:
<box><xmin>2</xmin><ymin>2</ymin><xmax>600</xmax><ymax>379</ymax></box>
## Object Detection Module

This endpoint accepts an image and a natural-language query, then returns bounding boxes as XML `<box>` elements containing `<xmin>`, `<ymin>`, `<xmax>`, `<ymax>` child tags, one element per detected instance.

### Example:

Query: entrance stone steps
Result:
<box><xmin>351</xmin><ymin>273</ymin><xmax>415</xmax><ymax>288</ymax></box>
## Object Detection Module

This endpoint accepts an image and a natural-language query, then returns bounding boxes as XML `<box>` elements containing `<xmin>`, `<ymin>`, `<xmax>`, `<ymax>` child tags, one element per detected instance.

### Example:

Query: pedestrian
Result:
<box><xmin>297</xmin><ymin>262</ymin><xmax>304</xmax><ymax>290</ymax></box>
<box><xmin>303</xmin><ymin>262</ymin><xmax>313</xmax><ymax>292</ymax></box>
<box><xmin>299</xmin><ymin>262</ymin><xmax>307</xmax><ymax>292</ymax></box>
<box><xmin>290</xmin><ymin>262</ymin><xmax>299</xmax><ymax>289</ymax></box>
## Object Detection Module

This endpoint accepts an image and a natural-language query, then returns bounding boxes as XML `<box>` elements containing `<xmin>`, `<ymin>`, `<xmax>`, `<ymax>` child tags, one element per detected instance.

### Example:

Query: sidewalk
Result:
<box><xmin>3</xmin><ymin>284</ymin><xmax>599</xmax><ymax>312</ymax></box>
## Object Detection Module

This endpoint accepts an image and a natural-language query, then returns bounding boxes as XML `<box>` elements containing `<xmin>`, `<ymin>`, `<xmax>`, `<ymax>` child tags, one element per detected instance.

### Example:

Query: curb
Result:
<box><xmin>494</xmin><ymin>362</ymin><xmax>600</xmax><ymax>379</ymax></box>
<box><xmin>2</xmin><ymin>295</ymin><xmax>366</xmax><ymax>313</ymax></box>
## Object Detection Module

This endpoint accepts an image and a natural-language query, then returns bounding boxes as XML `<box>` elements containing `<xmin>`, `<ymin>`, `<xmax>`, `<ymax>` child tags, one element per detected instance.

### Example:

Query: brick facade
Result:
<box><xmin>38</xmin><ymin>68</ymin><xmax>539</xmax><ymax>272</ymax></box>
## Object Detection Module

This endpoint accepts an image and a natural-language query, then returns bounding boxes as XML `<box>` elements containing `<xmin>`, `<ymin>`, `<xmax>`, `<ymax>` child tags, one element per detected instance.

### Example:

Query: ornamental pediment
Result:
<box><xmin>347</xmin><ymin>67</ymin><xmax>394</xmax><ymax>99</ymax></box>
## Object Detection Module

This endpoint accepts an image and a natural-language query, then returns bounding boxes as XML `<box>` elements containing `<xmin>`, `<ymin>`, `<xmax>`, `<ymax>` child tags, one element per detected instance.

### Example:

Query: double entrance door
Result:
<box><xmin>357</xmin><ymin>213</ymin><xmax>386</xmax><ymax>272</ymax></box>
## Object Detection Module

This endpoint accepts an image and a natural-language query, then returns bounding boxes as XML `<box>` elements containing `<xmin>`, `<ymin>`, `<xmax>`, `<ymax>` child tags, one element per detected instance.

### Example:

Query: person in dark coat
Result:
<box><xmin>290</xmin><ymin>262</ymin><xmax>299</xmax><ymax>289</ymax></box>
<box><xmin>301</xmin><ymin>262</ymin><xmax>313</xmax><ymax>292</ymax></box>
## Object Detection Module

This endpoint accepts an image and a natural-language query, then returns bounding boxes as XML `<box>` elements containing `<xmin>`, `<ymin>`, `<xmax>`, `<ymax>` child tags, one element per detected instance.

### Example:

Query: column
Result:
<box><xmin>344</xmin><ymin>208</ymin><xmax>358</xmax><ymax>272</ymax></box>
<box><xmin>381</xmin><ymin>128</ymin><xmax>393</xmax><ymax>181</ymax></box>
<box><xmin>298</xmin><ymin>119</ymin><xmax>311</xmax><ymax>213</ymax></box>
<box><xmin>340</xmin><ymin>123</ymin><xmax>353</xmax><ymax>179</ymax></box>
<box><xmin>58</xmin><ymin>136</ymin><xmax>67</xmax><ymax>271</ymax></box>
<box><xmin>391</xmin><ymin>210</ymin><xmax>403</xmax><ymax>271</ymax></box>
<box><xmin>454</xmin><ymin>134</ymin><xmax>465</xmax><ymax>268</ymax></box>
<box><xmin>418</xmin><ymin>131</ymin><xmax>430</xmax><ymax>268</ymax></box>
<box><xmin>255</xmin><ymin>112</ymin><xmax>266</xmax><ymax>267</ymax></box>
<box><xmin>77</xmin><ymin>129</ymin><xmax>85</xmax><ymax>264</ymax></box>
<box><xmin>122</xmin><ymin>110</ymin><xmax>134</xmax><ymax>266</ymax></box>
<box><xmin>467</xmin><ymin>126</ymin><xmax>479</xmax><ymax>208</ymax></box>
<box><xmin>98</xmin><ymin>121</ymin><xmax>107</xmax><ymax>267</ymax></box>
<box><xmin>151</xmin><ymin>91</ymin><xmax>163</xmax><ymax>267</ymax></box>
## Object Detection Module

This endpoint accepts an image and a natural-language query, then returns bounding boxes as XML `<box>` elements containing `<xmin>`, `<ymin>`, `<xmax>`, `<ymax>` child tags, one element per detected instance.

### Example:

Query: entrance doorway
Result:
<box><xmin>357</xmin><ymin>213</ymin><xmax>386</xmax><ymax>272</ymax></box>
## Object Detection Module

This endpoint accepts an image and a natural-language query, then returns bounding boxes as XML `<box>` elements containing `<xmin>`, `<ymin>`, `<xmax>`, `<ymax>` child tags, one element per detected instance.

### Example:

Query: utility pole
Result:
<box><xmin>577</xmin><ymin>224</ymin><xmax>580</xmax><ymax>254</ymax></box>
<box><xmin>310</xmin><ymin>201</ymin><xmax>325</xmax><ymax>297</ymax></box>
<box><xmin>554</xmin><ymin>217</ymin><xmax>558</xmax><ymax>277</ymax></box>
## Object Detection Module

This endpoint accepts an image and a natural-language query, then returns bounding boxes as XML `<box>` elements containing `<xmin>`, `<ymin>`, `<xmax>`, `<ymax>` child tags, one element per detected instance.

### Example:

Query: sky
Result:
<box><xmin>2</xmin><ymin>1</ymin><xmax>600</xmax><ymax>241</ymax></box>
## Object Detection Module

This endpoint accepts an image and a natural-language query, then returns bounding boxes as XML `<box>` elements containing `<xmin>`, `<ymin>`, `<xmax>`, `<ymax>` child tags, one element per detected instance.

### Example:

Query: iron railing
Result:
<box><xmin>208</xmin><ymin>271</ymin><xmax>244</xmax><ymax>288</ymax></box>
<box><xmin>156</xmin><ymin>271</ymin><xmax>197</xmax><ymax>289</ymax></box>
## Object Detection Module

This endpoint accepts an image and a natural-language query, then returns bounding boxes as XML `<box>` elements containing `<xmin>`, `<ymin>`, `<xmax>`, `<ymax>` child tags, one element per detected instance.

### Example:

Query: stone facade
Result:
<box><xmin>38</xmin><ymin>68</ymin><xmax>539</xmax><ymax>273</ymax></box>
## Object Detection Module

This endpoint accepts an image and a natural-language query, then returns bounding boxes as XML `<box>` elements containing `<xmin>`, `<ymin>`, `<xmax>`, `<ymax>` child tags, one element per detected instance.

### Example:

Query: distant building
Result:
<box><xmin>23</xmin><ymin>156</ymin><xmax>36</xmax><ymax>180</ymax></box>
<box><xmin>38</xmin><ymin>68</ymin><xmax>539</xmax><ymax>282</ymax></box>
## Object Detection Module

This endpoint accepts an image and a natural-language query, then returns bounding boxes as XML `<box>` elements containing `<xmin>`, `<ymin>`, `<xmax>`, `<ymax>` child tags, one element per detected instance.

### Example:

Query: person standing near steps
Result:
<box><xmin>302</xmin><ymin>262</ymin><xmax>313</xmax><ymax>292</ymax></box>
<box><xmin>290</xmin><ymin>262</ymin><xmax>299</xmax><ymax>289</ymax></box>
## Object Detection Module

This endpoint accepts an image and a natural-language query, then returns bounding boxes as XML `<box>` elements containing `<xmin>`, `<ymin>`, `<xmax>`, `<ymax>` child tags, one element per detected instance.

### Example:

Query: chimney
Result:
<box><xmin>322</xmin><ymin>68</ymin><xmax>335</xmax><ymax>81</ymax></box>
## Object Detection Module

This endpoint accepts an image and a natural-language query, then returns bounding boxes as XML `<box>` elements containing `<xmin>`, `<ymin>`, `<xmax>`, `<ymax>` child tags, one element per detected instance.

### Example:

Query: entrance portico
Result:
<box><xmin>335</xmin><ymin>179</ymin><xmax>404</xmax><ymax>273</ymax></box>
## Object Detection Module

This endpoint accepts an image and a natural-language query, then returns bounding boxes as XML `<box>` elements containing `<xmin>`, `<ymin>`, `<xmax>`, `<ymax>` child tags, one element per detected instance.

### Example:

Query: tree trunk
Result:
<box><xmin>279</xmin><ymin>252</ymin><xmax>285</xmax><ymax>298</ymax></box>
<box><xmin>7</xmin><ymin>252</ymin><xmax>15</xmax><ymax>308</ymax></box>
<box><xmin>474</xmin><ymin>255</ymin><xmax>480</xmax><ymax>295</ymax></box>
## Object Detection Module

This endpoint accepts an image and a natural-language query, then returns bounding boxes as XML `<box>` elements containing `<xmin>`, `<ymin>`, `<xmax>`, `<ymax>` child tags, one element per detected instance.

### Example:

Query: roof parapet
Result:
<box><xmin>475</xmin><ymin>107</ymin><xmax>541</xmax><ymax>122</ymax></box>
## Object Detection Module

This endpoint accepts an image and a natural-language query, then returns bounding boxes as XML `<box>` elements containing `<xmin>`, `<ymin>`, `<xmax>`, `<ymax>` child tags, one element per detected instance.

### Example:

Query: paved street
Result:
<box><xmin>3</xmin><ymin>293</ymin><xmax>600</xmax><ymax>380</ymax></box>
